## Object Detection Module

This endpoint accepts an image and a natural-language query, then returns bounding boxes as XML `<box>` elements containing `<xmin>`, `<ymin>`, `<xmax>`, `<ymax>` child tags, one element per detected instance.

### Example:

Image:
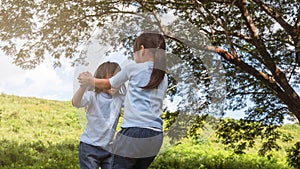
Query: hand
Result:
<box><xmin>78</xmin><ymin>71</ymin><xmax>93</xmax><ymax>87</ymax></box>
<box><xmin>109</xmin><ymin>88</ymin><xmax>118</xmax><ymax>95</ymax></box>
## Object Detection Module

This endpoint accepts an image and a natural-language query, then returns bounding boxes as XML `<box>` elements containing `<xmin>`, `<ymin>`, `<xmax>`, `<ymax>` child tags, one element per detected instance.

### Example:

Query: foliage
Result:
<box><xmin>161</xmin><ymin>112</ymin><xmax>218</xmax><ymax>144</ymax></box>
<box><xmin>149</xmin><ymin>140</ymin><xmax>292</xmax><ymax>169</ymax></box>
<box><xmin>286</xmin><ymin>142</ymin><xmax>300</xmax><ymax>169</ymax></box>
<box><xmin>0</xmin><ymin>93</ymin><xmax>297</xmax><ymax>169</ymax></box>
<box><xmin>215</xmin><ymin>118</ymin><xmax>294</xmax><ymax>157</ymax></box>
<box><xmin>161</xmin><ymin>0</ymin><xmax>300</xmax><ymax>123</ymax></box>
<box><xmin>0</xmin><ymin>139</ymin><xmax>78</xmax><ymax>169</ymax></box>
<box><xmin>0</xmin><ymin>0</ymin><xmax>299</xmax><ymax>123</ymax></box>
<box><xmin>1</xmin><ymin>0</ymin><xmax>300</xmax><ymax>164</ymax></box>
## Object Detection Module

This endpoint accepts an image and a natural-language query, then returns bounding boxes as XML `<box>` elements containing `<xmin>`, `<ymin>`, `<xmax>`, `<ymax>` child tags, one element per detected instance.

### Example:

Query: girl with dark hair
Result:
<box><xmin>78</xmin><ymin>32</ymin><xmax>168</xmax><ymax>169</ymax></box>
<box><xmin>72</xmin><ymin>62</ymin><xmax>125</xmax><ymax>169</ymax></box>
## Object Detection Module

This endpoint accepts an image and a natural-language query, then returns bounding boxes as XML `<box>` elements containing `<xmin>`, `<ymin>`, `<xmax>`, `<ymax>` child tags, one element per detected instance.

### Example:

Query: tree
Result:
<box><xmin>1</xmin><ymin>0</ymin><xmax>299</xmax><ymax>154</ymax></box>
<box><xmin>155</xmin><ymin>0</ymin><xmax>300</xmax><ymax>123</ymax></box>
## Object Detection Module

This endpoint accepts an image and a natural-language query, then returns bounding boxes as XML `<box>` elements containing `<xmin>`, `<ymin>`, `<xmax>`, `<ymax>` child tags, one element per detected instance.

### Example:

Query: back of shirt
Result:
<box><xmin>110</xmin><ymin>61</ymin><xmax>168</xmax><ymax>130</ymax></box>
<box><xmin>79</xmin><ymin>91</ymin><xmax>124</xmax><ymax>147</ymax></box>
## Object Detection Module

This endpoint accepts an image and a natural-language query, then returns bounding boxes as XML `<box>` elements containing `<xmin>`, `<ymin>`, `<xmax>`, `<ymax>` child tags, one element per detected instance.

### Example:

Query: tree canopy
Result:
<box><xmin>1</xmin><ymin>0</ymin><xmax>300</xmax><ymax>155</ymax></box>
<box><xmin>1</xmin><ymin>0</ymin><xmax>299</xmax><ymax>122</ymax></box>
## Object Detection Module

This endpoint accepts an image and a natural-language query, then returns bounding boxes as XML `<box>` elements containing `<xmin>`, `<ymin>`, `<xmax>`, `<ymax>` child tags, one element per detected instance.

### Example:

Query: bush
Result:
<box><xmin>0</xmin><ymin>139</ymin><xmax>79</xmax><ymax>169</ymax></box>
<box><xmin>286</xmin><ymin>142</ymin><xmax>300</xmax><ymax>169</ymax></box>
<box><xmin>150</xmin><ymin>142</ymin><xmax>292</xmax><ymax>169</ymax></box>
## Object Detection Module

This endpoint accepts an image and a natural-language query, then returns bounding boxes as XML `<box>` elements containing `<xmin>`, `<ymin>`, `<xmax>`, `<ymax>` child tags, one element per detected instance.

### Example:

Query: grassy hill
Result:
<box><xmin>0</xmin><ymin>93</ymin><xmax>299</xmax><ymax>169</ymax></box>
<box><xmin>0</xmin><ymin>93</ymin><xmax>82</xmax><ymax>169</ymax></box>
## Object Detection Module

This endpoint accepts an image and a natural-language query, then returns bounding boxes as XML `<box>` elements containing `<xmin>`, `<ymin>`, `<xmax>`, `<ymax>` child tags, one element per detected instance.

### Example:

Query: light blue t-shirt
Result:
<box><xmin>109</xmin><ymin>61</ymin><xmax>168</xmax><ymax>130</ymax></box>
<box><xmin>78</xmin><ymin>91</ymin><xmax>124</xmax><ymax>147</ymax></box>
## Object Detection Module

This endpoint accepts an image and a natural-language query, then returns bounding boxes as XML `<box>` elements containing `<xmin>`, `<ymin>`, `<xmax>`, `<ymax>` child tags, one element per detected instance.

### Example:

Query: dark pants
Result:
<box><xmin>111</xmin><ymin>127</ymin><xmax>163</xmax><ymax>169</ymax></box>
<box><xmin>79</xmin><ymin>142</ymin><xmax>112</xmax><ymax>169</ymax></box>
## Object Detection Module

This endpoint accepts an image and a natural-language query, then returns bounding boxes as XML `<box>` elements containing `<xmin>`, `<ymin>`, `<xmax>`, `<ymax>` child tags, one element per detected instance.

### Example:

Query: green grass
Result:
<box><xmin>149</xmin><ymin>137</ymin><xmax>294</xmax><ymax>169</ymax></box>
<box><xmin>0</xmin><ymin>94</ymin><xmax>82</xmax><ymax>168</ymax></box>
<box><xmin>0</xmin><ymin>93</ymin><xmax>298</xmax><ymax>169</ymax></box>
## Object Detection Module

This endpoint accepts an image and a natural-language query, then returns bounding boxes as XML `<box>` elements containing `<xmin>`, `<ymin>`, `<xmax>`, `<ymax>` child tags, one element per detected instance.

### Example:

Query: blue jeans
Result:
<box><xmin>78</xmin><ymin>142</ymin><xmax>112</xmax><ymax>169</ymax></box>
<box><xmin>111</xmin><ymin>127</ymin><xmax>163</xmax><ymax>169</ymax></box>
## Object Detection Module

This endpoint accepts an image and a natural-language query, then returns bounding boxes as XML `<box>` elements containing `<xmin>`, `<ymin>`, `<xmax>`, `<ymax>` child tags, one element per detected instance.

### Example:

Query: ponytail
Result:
<box><xmin>134</xmin><ymin>32</ymin><xmax>166</xmax><ymax>89</ymax></box>
<box><xmin>142</xmin><ymin>48</ymin><xmax>166</xmax><ymax>89</ymax></box>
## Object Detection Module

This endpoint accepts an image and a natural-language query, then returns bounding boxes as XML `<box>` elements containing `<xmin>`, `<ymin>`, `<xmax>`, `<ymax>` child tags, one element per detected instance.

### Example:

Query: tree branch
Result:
<box><xmin>197</xmin><ymin>0</ymin><xmax>233</xmax><ymax>4</ymax></box>
<box><xmin>142</xmin><ymin>2</ymin><xmax>300</xmax><ymax>112</ymax></box>
<box><xmin>295</xmin><ymin>9</ymin><xmax>300</xmax><ymax>67</ymax></box>
<box><xmin>234</xmin><ymin>0</ymin><xmax>300</xmax><ymax>114</ymax></box>
<box><xmin>233</xmin><ymin>42</ymin><xmax>265</xmax><ymax>65</ymax></box>
<box><xmin>200</xmin><ymin>4</ymin><xmax>238</xmax><ymax>57</ymax></box>
<box><xmin>161</xmin><ymin>28</ymin><xmax>281</xmax><ymax>97</ymax></box>
<box><xmin>233</xmin><ymin>92</ymin><xmax>273</xmax><ymax>95</ymax></box>
<box><xmin>252</xmin><ymin>0</ymin><xmax>300</xmax><ymax>67</ymax></box>
<box><xmin>252</xmin><ymin>0</ymin><xmax>295</xmax><ymax>37</ymax></box>
<box><xmin>195</xmin><ymin>6</ymin><xmax>218</xmax><ymax>44</ymax></box>
<box><xmin>297</xmin><ymin>9</ymin><xmax>300</xmax><ymax>30</ymax></box>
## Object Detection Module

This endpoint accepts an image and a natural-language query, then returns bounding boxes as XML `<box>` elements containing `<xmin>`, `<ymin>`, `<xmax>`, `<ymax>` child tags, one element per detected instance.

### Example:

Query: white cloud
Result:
<box><xmin>0</xmin><ymin>37</ymin><xmax>130</xmax><ymax>101</ymax></box>
<box><xmin>0</xmin><ymin>53</ymin><xmax>75</xmax><ymax>101</ymax></box>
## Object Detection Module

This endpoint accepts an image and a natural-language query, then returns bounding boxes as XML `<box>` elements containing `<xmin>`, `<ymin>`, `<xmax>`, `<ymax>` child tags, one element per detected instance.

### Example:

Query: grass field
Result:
<box><xmin>0</xmin><ymin>93</ymin><xmax>299</xmax><ymax>169</ymax></box>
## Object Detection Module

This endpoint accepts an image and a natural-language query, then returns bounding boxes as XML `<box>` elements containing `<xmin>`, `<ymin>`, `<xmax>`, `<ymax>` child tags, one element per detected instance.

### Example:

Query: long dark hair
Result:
<box><xmin>94</xmin><ymin>62</ymin><xmax>121</xmax><ymax>94</ymax></box>
<box><xmin>134</xmin><ymin>32</ymin><xmax>166</xmax><ymax>89</ymax></box>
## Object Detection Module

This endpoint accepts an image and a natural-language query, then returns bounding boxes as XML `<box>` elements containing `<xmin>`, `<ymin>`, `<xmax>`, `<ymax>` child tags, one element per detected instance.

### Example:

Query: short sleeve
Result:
<box><xmin>78</xmin><ymin>91</ymin><xmax>93</xmax><ymax>108</ymax></box>
<box><xmin>109</xmin><ymin>66</ymin><xmax>130</xmax><ymax>88</ymax></box>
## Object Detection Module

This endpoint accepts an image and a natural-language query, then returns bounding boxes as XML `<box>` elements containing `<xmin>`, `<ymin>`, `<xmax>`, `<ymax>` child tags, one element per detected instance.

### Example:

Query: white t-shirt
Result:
<box><xmin>79</xmin><ymin>91</ymin><xmax>124</xmax><ymax>147</ymax></box>
<box><xmin>109</xmin><ymin>61</ymin><xmax>168</xmax><ymax>130</ymax></box>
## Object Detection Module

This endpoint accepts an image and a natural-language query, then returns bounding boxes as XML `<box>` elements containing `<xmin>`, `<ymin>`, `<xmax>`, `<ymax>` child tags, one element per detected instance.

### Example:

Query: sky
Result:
<box><xmin>0</xmin><ymin>53</ymin><xmax>75</xmax><ymax>101</ymax></box>
<box><xmin>0</xmin><ymin>38</ymin><xmax>130</xmax><ymax>102</ymax></box>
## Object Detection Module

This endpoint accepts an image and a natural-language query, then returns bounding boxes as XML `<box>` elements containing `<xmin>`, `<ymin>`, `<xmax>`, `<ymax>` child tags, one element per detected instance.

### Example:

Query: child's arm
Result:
<box><xmin>79</xmin><ymin>72</ymin><xmax>111</xmax><ymax>90</ymax></box>
<box><xmin>94</xmin><ymin>78</ymin><xmax>111</xmax><ymax>90</ymax></box>
<box><xmin>72</xmin><ymin>72</ymin><xmax>91</xmax><ymax>108</ymax></box>
<box><xmin>72</xmin><ymin>85</ymin><xmax>86</xmax><ymax>108</ymax></box>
